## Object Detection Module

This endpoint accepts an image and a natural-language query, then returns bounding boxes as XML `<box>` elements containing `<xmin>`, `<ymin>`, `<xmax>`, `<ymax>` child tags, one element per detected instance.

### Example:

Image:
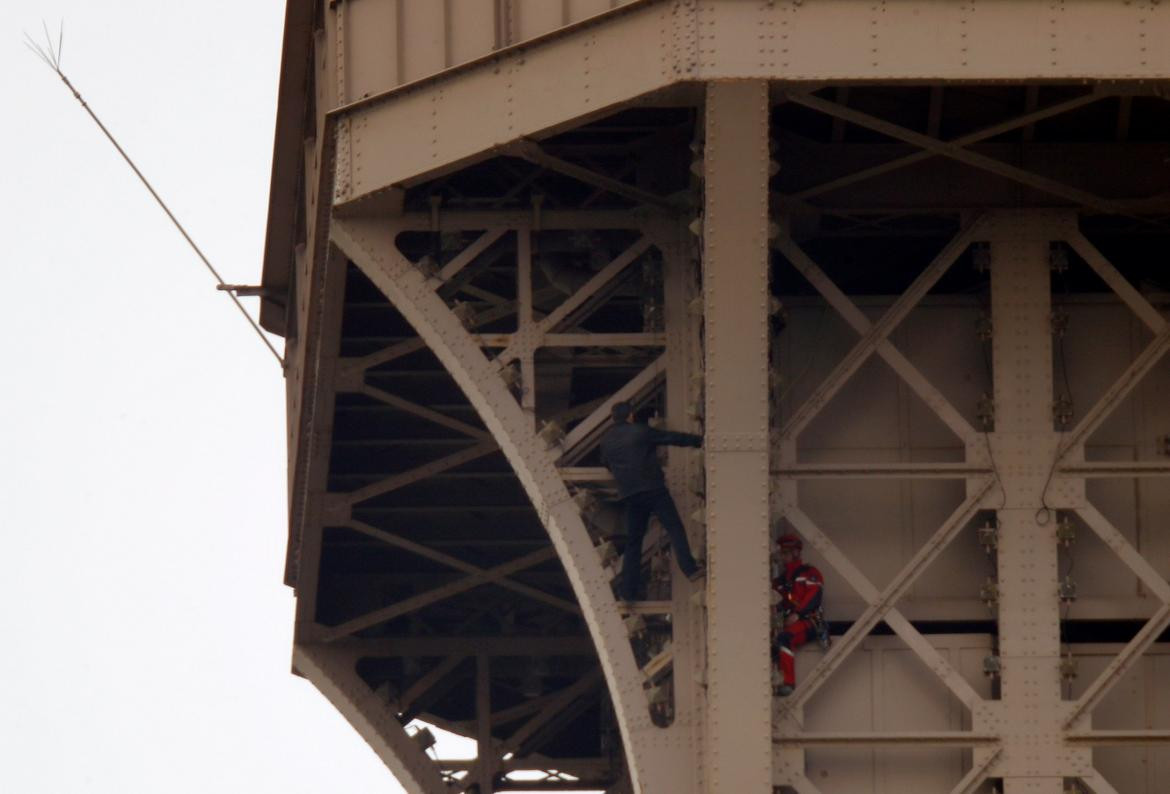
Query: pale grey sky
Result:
<box><xmin>1</xmin><ymin>2</ymin><xmax>410</xmax><ymax>790</ymax></box>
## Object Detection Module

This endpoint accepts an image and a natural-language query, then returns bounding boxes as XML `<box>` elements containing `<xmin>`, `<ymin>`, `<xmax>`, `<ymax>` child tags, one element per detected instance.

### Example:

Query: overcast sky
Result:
<box><xmin>1</xmin><ymin>2</ymin><xmax>420</xmax><ymax>790</ymax></box>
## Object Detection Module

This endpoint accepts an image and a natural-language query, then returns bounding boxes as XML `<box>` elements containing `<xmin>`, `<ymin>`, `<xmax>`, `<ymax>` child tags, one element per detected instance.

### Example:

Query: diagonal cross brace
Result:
<box><xmin>1077</xmin><ymin>503</ymin><xmax>1170</xmax><ymax>602</ymax></box>
<box><xmin>438</xmin><ymin>229</ymin><xmax>509</xmax><ymax>282</ymax></box>
<box><xmin>498</xmin><ymin>236</ymin><xmax>653</xmax><ymax>364</ymax></box>
<box><xmin>778</xmin><ymin>217</ymin><xmax>984</xmax><ymax>441</ymax></box>
<box><xmin>1065</xmin><ymin>504</ymin><xmax>1170</xmax><ymax>728</ymax></box>
<box><xmin>359</xmin><ymin>382</ymin><xmax>491</xmax><ymax>440</ymax></box>
<box><xmin>323</xmin><ymin>545</ymin><xmax>563</xmax><ymax>641</ymax></box>
<box><xmin>507</xmin><ymin>140</ymin><xmax>678</xmax><ymax>210</ymax></box>
<box><xmin>787</xmin><ymin>92</ymin><xmax>1132</xmax><ymax>217</ymax></box>
<box><xmin>948</xmin><ymin>748</ymin><xmax>1002</xmax><ymax>794</ymax></box>
<box><xmin>558</xmin><ymin>355</ymin><xmax>667</xmax><ymax>465</ymax></box>
<box><xmin>457</xmin><ymin>669</ymin><xmax>605</xmax><ymax>792</ymax></box>
<box><xmin>1080</xmin><ymin>771</ymin><xmax>1124</xmax><ymax>794</ymax></box>
<box><xmin>343</xmin><ymin>518</ymin><xmax>581</xmax><ymax>616</ymax></box>
<box><xmin>774</xmin><ymin>234</ymin><xmax>978</xmax><ymax>444</ymax></box>
<box><xmin>787</xmin><ymin>89</ymin><xmax>1108</xmax><ymax>202</ymax></box>
<box><xmin>1066</xmin><ymin>231</ymin><xmax>1167</xmax><ymax>335</ymax></box>
<box><xmin>782</xmin><ymin>484</ymin><xmax>991</xmax><ymax>712</ymax></box>
<box><xmin>1058</xmin><ymin>321</ymin><xmax>1170</xmax><ymax>458</ymax></box>
<box><xmin>344</xmin><ymin>440</ymin><xmax>500</xmax><ymax>506</ymax></box>
<box><xmin>330</xmin><ymin>215</ymin><xmax>669</xmax><ymax>793</ymax></box>
<box><xmin>342</xmin><ymin>287</ymin><xmax>563</xmax><ymax>375</ymax></box>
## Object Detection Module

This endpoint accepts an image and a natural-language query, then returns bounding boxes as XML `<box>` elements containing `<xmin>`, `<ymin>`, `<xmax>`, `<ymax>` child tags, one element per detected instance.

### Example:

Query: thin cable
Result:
<box><xmin>26</xmin><ymin>25</ymin><xmax>284</xmax><ymax>368</ymax></box>
<box><xmin>1036</xmin><ymin>260</ymin><xmax>1077</xmax><ymax>525</ymax></box>
<box><xmin>976</xmin><ymin>283</ymin><xmax>1008</xmax><ymax>511</ymax></box>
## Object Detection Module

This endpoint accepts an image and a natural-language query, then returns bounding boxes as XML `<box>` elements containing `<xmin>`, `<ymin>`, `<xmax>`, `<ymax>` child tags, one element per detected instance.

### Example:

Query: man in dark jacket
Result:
<box><xmin>599</xmin><ymin>401</ymin><xmax>704</xmax><ymax>601</ymax></box>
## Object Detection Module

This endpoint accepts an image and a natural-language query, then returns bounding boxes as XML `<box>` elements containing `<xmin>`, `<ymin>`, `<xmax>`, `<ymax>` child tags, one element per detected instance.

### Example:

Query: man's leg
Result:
<box><xmin>649</xmin><ymin>488</ymin><xmax>699</xmax><ymax>576</ymax></box>
<box><xmin>620</xmin><ymin>493</ymin><xmax>653</xmax><ymax>601</ymax></box>
<box><xmin>775</xmin><ymin>621</ymin><xmax>811</xmax><ymax>694</ymax></box>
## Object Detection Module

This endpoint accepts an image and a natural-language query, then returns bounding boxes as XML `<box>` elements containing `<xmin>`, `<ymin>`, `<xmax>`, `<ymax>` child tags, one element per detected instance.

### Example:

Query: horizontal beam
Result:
<box><xmin>1066</xmin><ymin>730</ymin><xmax>1170</xmax><ymax>746</ymax></box>
<box><xmin>774</xmin><ymin>463</ymin><xmax>990</xmax><ymax>479</ymax></box>
<box><xmin>343</xmin><ymin>519</ymin><xmax>582</xmax><ymax>615</ymax></box>
<box><xmin>322</xmin><ymin>546</ymin><xmax>564</xmax><ymax>640</ymax></box>
<box><xmin>1060</xmin><ymin>462</ymin><xmax>1170</xmax><ymax>478</ymax></box>
<box><xmin>473</xmin><ymin>333</ymin><xmax>667</xmax><ymax>348</ymax></box>
<box><xmin>774</xmin><ymin>732</ymin><xmax>998</xmax><ymax>747</ymax></box>
<box><xmin>328</xmin><ymin>636</ymin><xmax>595</xmax><ymax>656</ymax></box>
<box><xmin>357</xmin><ymin>210</ymin><xmax>660</xmax><ymax>232</ymax></box>
<box><xmin>330</xmin><ymin>0</ymin><xmax>1170</xmax><ymax>198</ymax></box>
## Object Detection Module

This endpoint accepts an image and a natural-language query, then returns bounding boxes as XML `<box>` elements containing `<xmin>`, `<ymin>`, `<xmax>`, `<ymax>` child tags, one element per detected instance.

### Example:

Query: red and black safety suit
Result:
<box><xmin>773</xmin><ymin>559</ymin><xmax>824</xmax><ymax>687</ymax></box>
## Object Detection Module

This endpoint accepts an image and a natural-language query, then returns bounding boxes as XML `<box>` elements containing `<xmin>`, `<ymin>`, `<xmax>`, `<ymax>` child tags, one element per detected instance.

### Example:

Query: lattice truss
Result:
<box><xmin>278</xmin><ymin>57</ymin><xmax>1170</xmax><ymax>794</ymax></box>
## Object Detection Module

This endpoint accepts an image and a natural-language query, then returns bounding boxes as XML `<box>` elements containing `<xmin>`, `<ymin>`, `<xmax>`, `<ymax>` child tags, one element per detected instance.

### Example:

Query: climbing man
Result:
<box><xmin>599</xmin><ymin>401</ymin><xmax>705</xmax><ymax>602</ymax></box>
<box><xmin>773</xmin><ymin>533</ymin><xmax>827</xmax><ymax>697</ymax></box>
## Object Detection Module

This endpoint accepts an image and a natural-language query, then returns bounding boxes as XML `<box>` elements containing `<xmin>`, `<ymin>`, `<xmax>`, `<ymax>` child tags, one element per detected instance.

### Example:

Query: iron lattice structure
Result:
<box><xmin>260</xmin><ymin>2</ymin><xmax>1170</xmax><ymax>792</ymax></box>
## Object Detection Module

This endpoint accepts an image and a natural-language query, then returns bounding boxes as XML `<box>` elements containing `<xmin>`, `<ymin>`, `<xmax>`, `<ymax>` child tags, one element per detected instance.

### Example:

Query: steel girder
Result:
<box><xmin>701</xmin><ymin>79</ymin><xmax>774</xmax><ymax>792</ymax></box>
<box><xmin>293</xmin><ymin>644</ymin><xmax>450</xmax><ymax>794</ymax></box>
<box><xmin>329</xmin><ymin>215</ymin><xmax>684</xmax><ymax>794</ymax></box>
<box><xmin>771</xmin><ymin>208</ymin><xmax>1170</xmax><ymax>791</ymax></box>
<box><xmin>274</xmin><ymin>6</ymin><xmax>1170</xmax><ymax>791</ymax></box>
<box><xmin>324</xmin><ymin>0</ymin><xmax>1170</xmax><ymax>205</ymax></box>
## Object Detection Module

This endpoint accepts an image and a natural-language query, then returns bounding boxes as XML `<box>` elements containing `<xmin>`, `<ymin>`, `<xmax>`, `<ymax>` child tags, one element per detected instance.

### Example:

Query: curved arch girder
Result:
<box><xmin>330</xmin><ymin>217</ymin><xmax>675</xmax><ymax>794</ymax></box>
<box><xmin>294</xmin><ymin>644</ymin><xmax>448</xmax><ymax>794</ymax></box>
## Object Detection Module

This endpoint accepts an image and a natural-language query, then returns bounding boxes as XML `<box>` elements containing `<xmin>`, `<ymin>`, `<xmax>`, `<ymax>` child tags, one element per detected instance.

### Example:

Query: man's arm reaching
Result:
<box><xmin>648</xmin><ymin>428</ymin><xmax>703</xmax><ymax>448</ymax></box>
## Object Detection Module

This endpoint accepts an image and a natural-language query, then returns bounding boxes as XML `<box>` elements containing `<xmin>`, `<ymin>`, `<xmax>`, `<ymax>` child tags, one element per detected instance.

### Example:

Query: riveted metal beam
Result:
<box><xmin>330</xmin><ymin>215</ymin><xmax>677</xmax><ymax>794</ymax></box>
<box><xmin>777</xmin><ymin>217</ymin><xmax>984</xmax><ymax>442</ymax></box>
<box><xmin>773</xmin><ymin>463</ymin><xmax>992</xmax><ymax>479</ymax></box>
<box><xmin>786</xmin><ymin>90</ymin><xmax>1111</xmax><ymax>203</ymax></box>
<box><xmin>774</xmin><ymin>233</ymin><xmax>978</xmax><ymax>445</ymax></box>
<box><xmin>342</xmin><ymin>518</ymin><xmax>580</xmax><ymax>616</ymax></box>
<box><xmin>786</xmin><ymin>92</ymin><xmax>1133</xmax><ymax>217</ymax></box>
<box><xmin>1065</xmin><ymin>230</ymin><xmax>1168</xmax><ymax>335</ymax></box>
<box><xmin>783</xmin><ymin>499</ymin><xmax>987</xmax><ymax>712</ymax></box>
<box><xmin>289</xmin><ymin>244</ymin><xmax>348</xmax><ymax>628</ymax></box>
<box><xmin>558</xmin><ymin>355</ymin><xmax>667</xmax><ymax>465</ymax></box>
<box><xmin>702</xmin><ymin>79</ymin><xmax>773</xmax><ymax>794</ymax></box>
<box><xmin>1064</xmin><ymin>602</ymin><xmax>1170</xmax><ymax>730</ymax></box>
<box><xmin>316</xmin><ymin>1</ymin><xmax>1170</xmax><ymax>203</ymax></box>
<box><xmin>498</xmin><ymin>236</ymin><xmax>654</xmax><ymax>364</ymax></box>
<box><xmin>948</xmin><ymin>749</ymin><xmax>1003</xmax><ymax>794</ymax></box>
<box><xmin>293</xmin><ymin>644</ymin><xmax>449</xmax><ymax>794</ymax></box>
<box><xmin>1079</xmin><ymin>771</ymin><xmax>1124</xmax><ymax>794</ymax></box>
<box><xmin>773</xmin><ymin>731</ymin><xmax>999</xmax><ymax>747</ymax></box>
<box><xmin>323</xmin><ymin>545</ymin><xmax>563</xmax><ymax>640</ymax></box>
<box><xmin>986</xmin><ymin>214</ymin><xmax>1078</xmax><ymax>793</ymax></box>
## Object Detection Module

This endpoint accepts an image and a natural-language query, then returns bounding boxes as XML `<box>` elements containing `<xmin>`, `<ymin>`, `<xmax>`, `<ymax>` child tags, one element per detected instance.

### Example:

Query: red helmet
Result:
<box><xmin>777</xmin><ymin>533</ymin><xmax>803</xmax><ymax>552</ymax></box>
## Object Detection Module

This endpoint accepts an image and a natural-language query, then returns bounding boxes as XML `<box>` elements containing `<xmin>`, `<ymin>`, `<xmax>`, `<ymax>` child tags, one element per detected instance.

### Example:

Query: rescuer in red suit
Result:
<box><xmin>773</xmin><ymin>533</ymin><xmax>825</xmax><ymax>697</ymax></box>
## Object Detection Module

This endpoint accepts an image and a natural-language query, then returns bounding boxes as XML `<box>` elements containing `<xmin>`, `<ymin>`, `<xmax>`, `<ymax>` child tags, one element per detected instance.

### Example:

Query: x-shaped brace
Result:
<box><xmin>1064</xmin><ymin>503</ymin><xmax>1170</xmax><ymax>728</ymax></box>
<box><xmin>323</xmin><ymin>535</ymin><xmax>573</xmax><ymax>641</ymax></box>
<box><xmin>774</xmin><ymin>230</ymin><xmax>980</xmax><ymax>446</ymax></box>
<box><xmin>786</xmin><ymin>91</ymin><xmax>1137</xmax><ymax>217</ymax></box>
<box><xmin>786</xmin><ymin>89</ymin><xmax>1111</xmax><ymax>203</ymax></box>
<box><xmin>780</xmin><ymin>479</ymin><xmax>992</xmax><ymax>713</ymax></box>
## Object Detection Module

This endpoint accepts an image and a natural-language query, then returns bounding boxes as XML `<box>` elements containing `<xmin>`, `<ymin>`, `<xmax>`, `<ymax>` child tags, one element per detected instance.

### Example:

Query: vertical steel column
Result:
<box><xmin>517</xmin><ymin>229</ymin><xmax>536</xmax><ymax>426</ymax></box>
<box><xmin>701</xmin><ymin>80</ymin><xmax>773</xmax><ymax>793</ymax></box>
<box><xmin>476</xmin><ymin>653</ymin><xmax>494</xmax><ymax>793</ymax></box>
<box><xmin>988</xmin><ymin>213</ymin><xmax>1074</xmax><ymax>793</ymax></box>
<box><xmin>660</xmin><ymin>218</ymin><xmax>703</xmax><ymax>794</ymax></box>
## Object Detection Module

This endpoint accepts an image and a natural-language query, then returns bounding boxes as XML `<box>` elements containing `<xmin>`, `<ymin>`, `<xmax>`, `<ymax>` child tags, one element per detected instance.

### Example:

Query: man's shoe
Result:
<box><xmin>774</xmin><ymin>684</ymin><xmax>794</xmax><ymax>697</ymax></box>
<box><xmin>687</xmin><ymin>564</ymin><xmax>706</xmax><ymax>583</ymax></box>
